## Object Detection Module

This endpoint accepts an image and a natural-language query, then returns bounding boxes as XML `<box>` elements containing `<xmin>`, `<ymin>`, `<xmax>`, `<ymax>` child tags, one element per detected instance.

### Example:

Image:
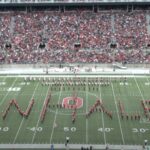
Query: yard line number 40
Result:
<box><xmin>98</xmin><ymin>128</ymin><xmax>114</xmax><ymax>132</ymax></box>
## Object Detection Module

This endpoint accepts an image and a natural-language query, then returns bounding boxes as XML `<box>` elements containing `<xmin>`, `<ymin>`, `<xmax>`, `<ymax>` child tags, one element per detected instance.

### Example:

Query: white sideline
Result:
<box><xmin>0</xmin><ymin>67</ymin><xmax>149</xmax><ymax>75</ymax></box>
<box><xmin>0</xmin><ymin>144</ymin><xmax>144</xmax><ymax>150</ymax></box>
<box><xmin>0</xmin><ymin>74</ymin><xmax>150</xmax><ymax>78</ymax></box>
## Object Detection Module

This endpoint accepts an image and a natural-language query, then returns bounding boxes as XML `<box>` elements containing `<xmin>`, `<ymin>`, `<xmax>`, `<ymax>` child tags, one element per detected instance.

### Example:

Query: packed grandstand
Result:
<box><xmin>0</xmin><ymin>7</ymin><xmax>150</xmax><ymax>64</ymax></box>
<box><xmin>1</xmin><ymin>2</ymin><xmax>150</xmax><ymax>150</ymax></box>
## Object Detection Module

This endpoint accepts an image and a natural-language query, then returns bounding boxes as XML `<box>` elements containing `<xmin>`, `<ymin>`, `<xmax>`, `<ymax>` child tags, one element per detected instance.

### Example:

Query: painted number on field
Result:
<box><xmin>0</xmin><ymin>82</ymin><xmax>6</xmax><ymax>85</ymax></box>
<box><xmin>20</xmin><ymin>82</ymin><xmax>30</xmax><ymax>85</ymax></box>
<box><xmin>120</xmin><ymin>82</ymin><xmax>128</xmax><ymax>85</ymax></box>
<box><xmin>145</xmin><ymin>82</ymin><xmax>150</xmax><ymax>85</ymax></box>
<box><xmin>140</xmin><ymin>118</ymin><xmax>150</xmax><ymax>124</ymax></box>
<box><xmin>7</xmin><ymin>87</ymin><xmax>21</xmax><ymax>91</ymax></box>
<box><xmin>98</xmin><ymin>128</ymin><xmax>114</xmax><ymax>132</ymax></box>
<box><xmin>132</xmin><ymin>128</ymin><xmax>149</xmax><ymax>133</ymax></box>
<box><xmin>27</xmin><ymin>127</ymin><xmax>43</xmax><ymax>132</ymax></box>
<box><xmin>0</xmin><ymin>127</ymin><xmax>9</xmax><ymax>132</ymax></box>
<box><xmin>64</xmin><ymin>127</ymin><xmax>76</xmax><ymax>132</ymax></box>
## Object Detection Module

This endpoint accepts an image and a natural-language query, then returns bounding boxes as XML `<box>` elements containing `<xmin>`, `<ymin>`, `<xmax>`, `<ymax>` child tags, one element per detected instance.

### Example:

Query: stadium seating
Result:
<box><xmin>0</xmin><ymin>10</ymin><xmax>150</xmax><ymax>63</ymax></box>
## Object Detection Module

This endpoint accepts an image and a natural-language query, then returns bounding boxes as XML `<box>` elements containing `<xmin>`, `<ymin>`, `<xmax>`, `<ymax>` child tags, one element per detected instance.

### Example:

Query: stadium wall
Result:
<box><xmin>1</xmin><ymin>63</ymin><xmax>150</xmax><ymax>68</ymax></box>
<box><xmin>0</xmin><ymin>64</ymin><xmax>150</xmax><ymax>76</ymax></box>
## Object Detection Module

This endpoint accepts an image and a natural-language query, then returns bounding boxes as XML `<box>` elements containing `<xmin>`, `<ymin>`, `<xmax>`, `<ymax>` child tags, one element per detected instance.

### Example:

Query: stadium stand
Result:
<box><xmin>0</xmin><ymin>9</ymin><xmax>150</xmax><ymax>64</ymax></box>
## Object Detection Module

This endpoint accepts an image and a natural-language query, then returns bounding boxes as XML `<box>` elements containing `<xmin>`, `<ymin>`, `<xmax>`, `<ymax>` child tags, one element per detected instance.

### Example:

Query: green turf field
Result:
<box><xmin>0</xmin><ymin>75</ymin><xmax>150</xmax><ymax>146</ymax></box>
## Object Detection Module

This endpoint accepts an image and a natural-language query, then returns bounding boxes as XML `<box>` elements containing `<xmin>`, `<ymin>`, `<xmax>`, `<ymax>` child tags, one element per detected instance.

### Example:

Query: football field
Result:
<box><xmin>0</xmin><ymin>75</ymin><xmax>150</xmax><ymax>149</ymax></box>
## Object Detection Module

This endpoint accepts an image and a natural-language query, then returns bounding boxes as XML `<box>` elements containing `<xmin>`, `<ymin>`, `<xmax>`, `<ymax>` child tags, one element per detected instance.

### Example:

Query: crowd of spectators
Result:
<box><xmin>0</xmin><ymin>10</ymin><xmax>150</xmax><ymax>64</ymax></box>
<box><xmin>114</xmin><ymin>11</ymin><xmax>149</xmax><ymax>49</ymax></box>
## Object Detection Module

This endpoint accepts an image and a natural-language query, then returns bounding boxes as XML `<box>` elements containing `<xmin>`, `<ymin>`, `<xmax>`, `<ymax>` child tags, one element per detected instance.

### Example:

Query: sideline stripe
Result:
<box><xmin>0</xmin><ymin>143</ymin><xmax>143</xmax><ymax>150</ymax></box>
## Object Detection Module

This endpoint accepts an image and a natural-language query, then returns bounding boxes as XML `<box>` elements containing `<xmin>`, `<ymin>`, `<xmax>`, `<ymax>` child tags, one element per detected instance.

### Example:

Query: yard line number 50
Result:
<box><xmin>64</xmin><ymin>127</ymin><xmax>76</xmax><ymax>132</ymax></box>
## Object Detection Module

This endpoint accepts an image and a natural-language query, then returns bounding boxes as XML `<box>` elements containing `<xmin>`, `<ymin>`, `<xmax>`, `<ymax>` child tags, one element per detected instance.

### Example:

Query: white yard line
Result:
<box><xmin>110</xmin><ymin>81</ymin><xmax>125</xmax><ymax>145</ymax></box>
<box><xmin>98</xmin><ymin>78</ymin><xmax>106</xmax><ymax>145</ymax></box>
<box><xmin>132</xmin><ymin>73</ymin><xmax>150</xmax><ymax>119</ymax></box>
<box><xmin>132</xmin><ymin>74</ymin><xmax>146</xmax><ymax>103</ymax></box>
<box><xmin>13</xmin><ymin>82</ymin><xmax>40</xmax><ymax>144</ymax></box>
<box><xmin>127</xmin><ymin>76</ymin><xmax>142</xmax><ymax>146</ymax></box>
<box><xmin>145</xmin><ymin>74</ymin><xmax>150</xmax><ymax>86</ymax></box>
<box><xmin>145</xmin><ymin>75</ymin><xmax>150</xmax><ymax>109</ymax></box>
<box><xmin>0</xmin><ymin>76</ymin><xmax>7</xmax><ymax>108</ymax></box>
<box><xmin>132</xmin><ymin>73</ymin><xmax>150</xmax><ymax>142</ymax></box>
<box><xmin>0</xmin><ymin>77</ymin><xmax>18</xmax><ymax>106</ymax></box>
<box><xmin>31</xmin><ymin>85</ymin><xmax>51</xmax><ymax>143</ymax></box>
<box><xmin>85</xmin><ymin>78</ymin><xmax>88</xmax><ymax>144</ymax></box>
<box><xmin>49</xmin><ymin>83</ymin><xmax>63</xmax><ymax>144</ymax></box>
